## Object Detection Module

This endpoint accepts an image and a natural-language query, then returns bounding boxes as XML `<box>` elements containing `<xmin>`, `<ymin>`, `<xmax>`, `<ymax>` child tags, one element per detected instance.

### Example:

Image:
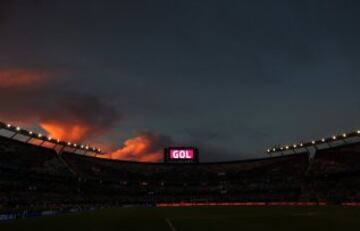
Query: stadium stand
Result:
<box><xmin>304</xmin><ymin>143</ymin><xmax>360</xmax><ymax>203</ymax></box>
<box><xmin>1</xmin><ymin>125</ymin><xmax>360</xmax><ymax>214</ymax></box>
<box><xmin>0</xmin><ymin>136</ymin><xmax>71</xmax><ymax>176</ymax></box>
<box><xmin>310</xmin><ymin>142</ymin><xmax>360</xmax><ymax>175</ymax></box>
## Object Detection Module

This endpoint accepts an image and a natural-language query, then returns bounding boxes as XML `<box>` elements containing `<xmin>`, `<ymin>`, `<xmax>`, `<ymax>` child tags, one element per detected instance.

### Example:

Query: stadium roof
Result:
<box><xmin>267</xmin><ymin>130</ymin><xmax>360</xmax><ymax>154</ymax></box>
<box><xmin>0</xmin><ymin>121</ymin><xmax>101</xmax><ymax>154</ymax></box>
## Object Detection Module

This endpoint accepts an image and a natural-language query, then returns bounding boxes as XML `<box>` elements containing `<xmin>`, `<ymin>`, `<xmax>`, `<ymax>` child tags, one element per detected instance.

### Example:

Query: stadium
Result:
<box><xmin>2</xmin><ymin>1</ymin><xmax>360</xmax><ymax>230</ymax></box>
<box><xmin>1</xmin><ymin>120</ymin><xmax>360</xmax><ymax>230</ymax></box>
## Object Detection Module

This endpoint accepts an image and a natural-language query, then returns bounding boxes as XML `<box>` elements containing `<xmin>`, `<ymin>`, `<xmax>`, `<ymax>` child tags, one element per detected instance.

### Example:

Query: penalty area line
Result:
<box><xmin>165</xmin><ymin>218</ymin><xmax>177</xmax><ymax>231</ymax></box>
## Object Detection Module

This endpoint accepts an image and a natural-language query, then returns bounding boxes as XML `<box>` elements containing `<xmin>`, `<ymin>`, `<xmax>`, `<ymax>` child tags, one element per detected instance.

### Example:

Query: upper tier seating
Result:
<box><xmin>0</xmin><ymin>136</ymin><xmax>71</xmax><ymax>176</ymax></box>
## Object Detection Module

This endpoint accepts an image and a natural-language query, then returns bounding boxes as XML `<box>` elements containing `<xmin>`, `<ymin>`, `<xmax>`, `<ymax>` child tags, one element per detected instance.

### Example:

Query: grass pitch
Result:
<box><xmin>1</xmin><ymin>206</ymin><xmax>359</xmax><ymax>231</ymax></box>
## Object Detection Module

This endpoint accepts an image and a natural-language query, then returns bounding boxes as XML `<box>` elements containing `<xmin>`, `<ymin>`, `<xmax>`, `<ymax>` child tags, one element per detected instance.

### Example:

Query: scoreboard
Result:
<box><xmin>164</xmin><ymin>147</ymin><xmax>199</xmax><ymax>163</ymax></box>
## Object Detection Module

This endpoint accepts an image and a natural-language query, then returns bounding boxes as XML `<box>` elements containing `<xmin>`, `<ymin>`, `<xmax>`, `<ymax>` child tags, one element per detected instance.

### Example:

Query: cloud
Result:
<box><xmin>104</xmin><ymin>131</ymin><xmax>172</xmax><ymax>162</ymax></box>
<box><xmin>0</xmin><ymin>67</ymin><xmax>56</xmax><ymax>124</ymax></box>
<box><xmin>100</xmin><ymin>129</ymin><xmax>250</xmax><ymax>163</ymax></box>
<box><xmin>0</xmin><ymin>66</ymin><xmax>261</xmax><ymax>162</ymax></box>
<box><xmin>40</xmin><ymin>95</ymin><xmax>122</xmax><ymax>142</ymax></box>
<box><xmin>0</xmin><ymin>94</ymin><xmax>122</xmax><ymax>143</ymax></box>
<box><xmin>0</xmin><ymin>68</ymin><xmax>49</xmax><ymax>88</ymax></box>
<box><xmin>0</xmin><ymin>67</ymin><xmax>122</xmax><ymax>142</ymax></box>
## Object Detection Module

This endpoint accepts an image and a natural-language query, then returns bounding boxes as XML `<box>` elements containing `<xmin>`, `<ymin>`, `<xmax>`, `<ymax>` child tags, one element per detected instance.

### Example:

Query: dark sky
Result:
<box><xmin>1</xmin><ymin>0</ymin><xmax>360</xmax><ymax>161</ymax></box>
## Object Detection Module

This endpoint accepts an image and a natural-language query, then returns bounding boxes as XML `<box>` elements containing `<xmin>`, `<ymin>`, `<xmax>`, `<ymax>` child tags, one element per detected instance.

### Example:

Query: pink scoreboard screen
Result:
<box><xmin>164</xmin><ymin>147</ymin><xmax>199</xmax><ymax>163</ymax></box>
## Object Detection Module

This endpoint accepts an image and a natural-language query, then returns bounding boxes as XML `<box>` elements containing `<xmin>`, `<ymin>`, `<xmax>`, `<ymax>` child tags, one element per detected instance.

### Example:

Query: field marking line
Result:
<box><xmin>166</xmin><ymin>218</ymin><xmax>177</xmax><ymax>231</ymax></box>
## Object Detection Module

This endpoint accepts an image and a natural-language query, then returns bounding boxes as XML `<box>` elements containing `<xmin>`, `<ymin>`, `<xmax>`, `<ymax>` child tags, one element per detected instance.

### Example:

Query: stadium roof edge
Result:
<box><xmin>267</xmin><ymin>130</ymin><xmax>360</xmax><ymax>154</ymax></box>
<box><xmin>0</xmin><ymin>120</ymin><xmax>102</xmax><ymax>154</ymax></box>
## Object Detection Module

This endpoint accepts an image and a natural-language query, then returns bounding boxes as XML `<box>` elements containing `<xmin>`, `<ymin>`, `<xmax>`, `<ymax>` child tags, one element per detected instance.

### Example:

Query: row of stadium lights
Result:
<box><xmin>5</xmin><ymin>123</ymin><xmax>101</xmax><ymax>153</ymax></box>
<box><xmin>267</xmin><ymin>130</ymin><xmax>360</xmax><ymax>154</ymax></box>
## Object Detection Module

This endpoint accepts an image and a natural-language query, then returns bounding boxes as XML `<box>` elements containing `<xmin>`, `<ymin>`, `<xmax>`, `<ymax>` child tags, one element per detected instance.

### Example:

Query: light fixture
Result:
<box><xmin>6</xmin><ymin>124</ymin><xmax>11</xmax><ymax>128</ymax></box>
<box><xmin>16</xmin><ymin>126</ymin><xmax>21</xmax><ymax>131</ymax></box>
<box><xmin>342</xmin><ymin>133</ymin><xmax>347</xmax><ymax>138</ymax></box>
<box><xmin>332</xmin><ymin>136</ymin><xmax>337</xmax><ymax>140</ymax></box>
<box><xmin>38</xmin><ymin>134</ymin><xmax>42</xmax><ymax>138</ymax></box>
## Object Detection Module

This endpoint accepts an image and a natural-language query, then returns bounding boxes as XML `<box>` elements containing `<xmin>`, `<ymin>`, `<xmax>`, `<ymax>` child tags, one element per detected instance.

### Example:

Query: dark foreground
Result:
<box><xmin>1</xmin><ymin>206</ymin><xmax>360</xmax><ymax>231</ymax></box>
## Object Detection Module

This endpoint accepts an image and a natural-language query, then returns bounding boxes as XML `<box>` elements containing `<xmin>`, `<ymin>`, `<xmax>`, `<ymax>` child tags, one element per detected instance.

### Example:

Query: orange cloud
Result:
<box><xmin>0</xmin><ymin>68</ymin><xmax>49</xmax><ymax>88</ymax></box>
<box><xmin>38</xmin><ymin>96</ymin><xmax>121</xmax><ymax>143</ymax></box>
<box><xmin>103</xmin><ymin>132</ymin><xmax>172</xmax><ymax>162</ymax></box>
<box><xmin>40</xmin><ymin>121</ymin><xmax>91</xmax><ymax>142</ymax></box>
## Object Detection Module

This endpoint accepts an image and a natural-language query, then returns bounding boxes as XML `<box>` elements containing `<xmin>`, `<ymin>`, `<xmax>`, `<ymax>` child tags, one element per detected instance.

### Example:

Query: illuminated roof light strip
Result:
<box><xmin>267</xmin><ymin>129</ymin><xmax>360</xmax><ymax>154</ymax></box>
<box><xmin>1</xmin><ymin>121</ymin><xmax>101</xmax><ymax>153</ymax></box>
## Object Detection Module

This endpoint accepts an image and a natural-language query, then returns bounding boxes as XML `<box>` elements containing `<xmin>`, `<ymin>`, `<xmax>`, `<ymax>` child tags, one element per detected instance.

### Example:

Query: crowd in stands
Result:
<box><xmin>1</xmin><ymin>135</ymin><xmax>360</xmax><ymax>213</ymax></box>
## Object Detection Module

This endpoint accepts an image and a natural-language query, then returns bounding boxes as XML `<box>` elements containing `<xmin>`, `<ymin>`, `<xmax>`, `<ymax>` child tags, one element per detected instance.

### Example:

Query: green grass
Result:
<box><xmin>1</xmin><ymin>206</ymin><xmax>360</xmax><ymax>231</ymax></box>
